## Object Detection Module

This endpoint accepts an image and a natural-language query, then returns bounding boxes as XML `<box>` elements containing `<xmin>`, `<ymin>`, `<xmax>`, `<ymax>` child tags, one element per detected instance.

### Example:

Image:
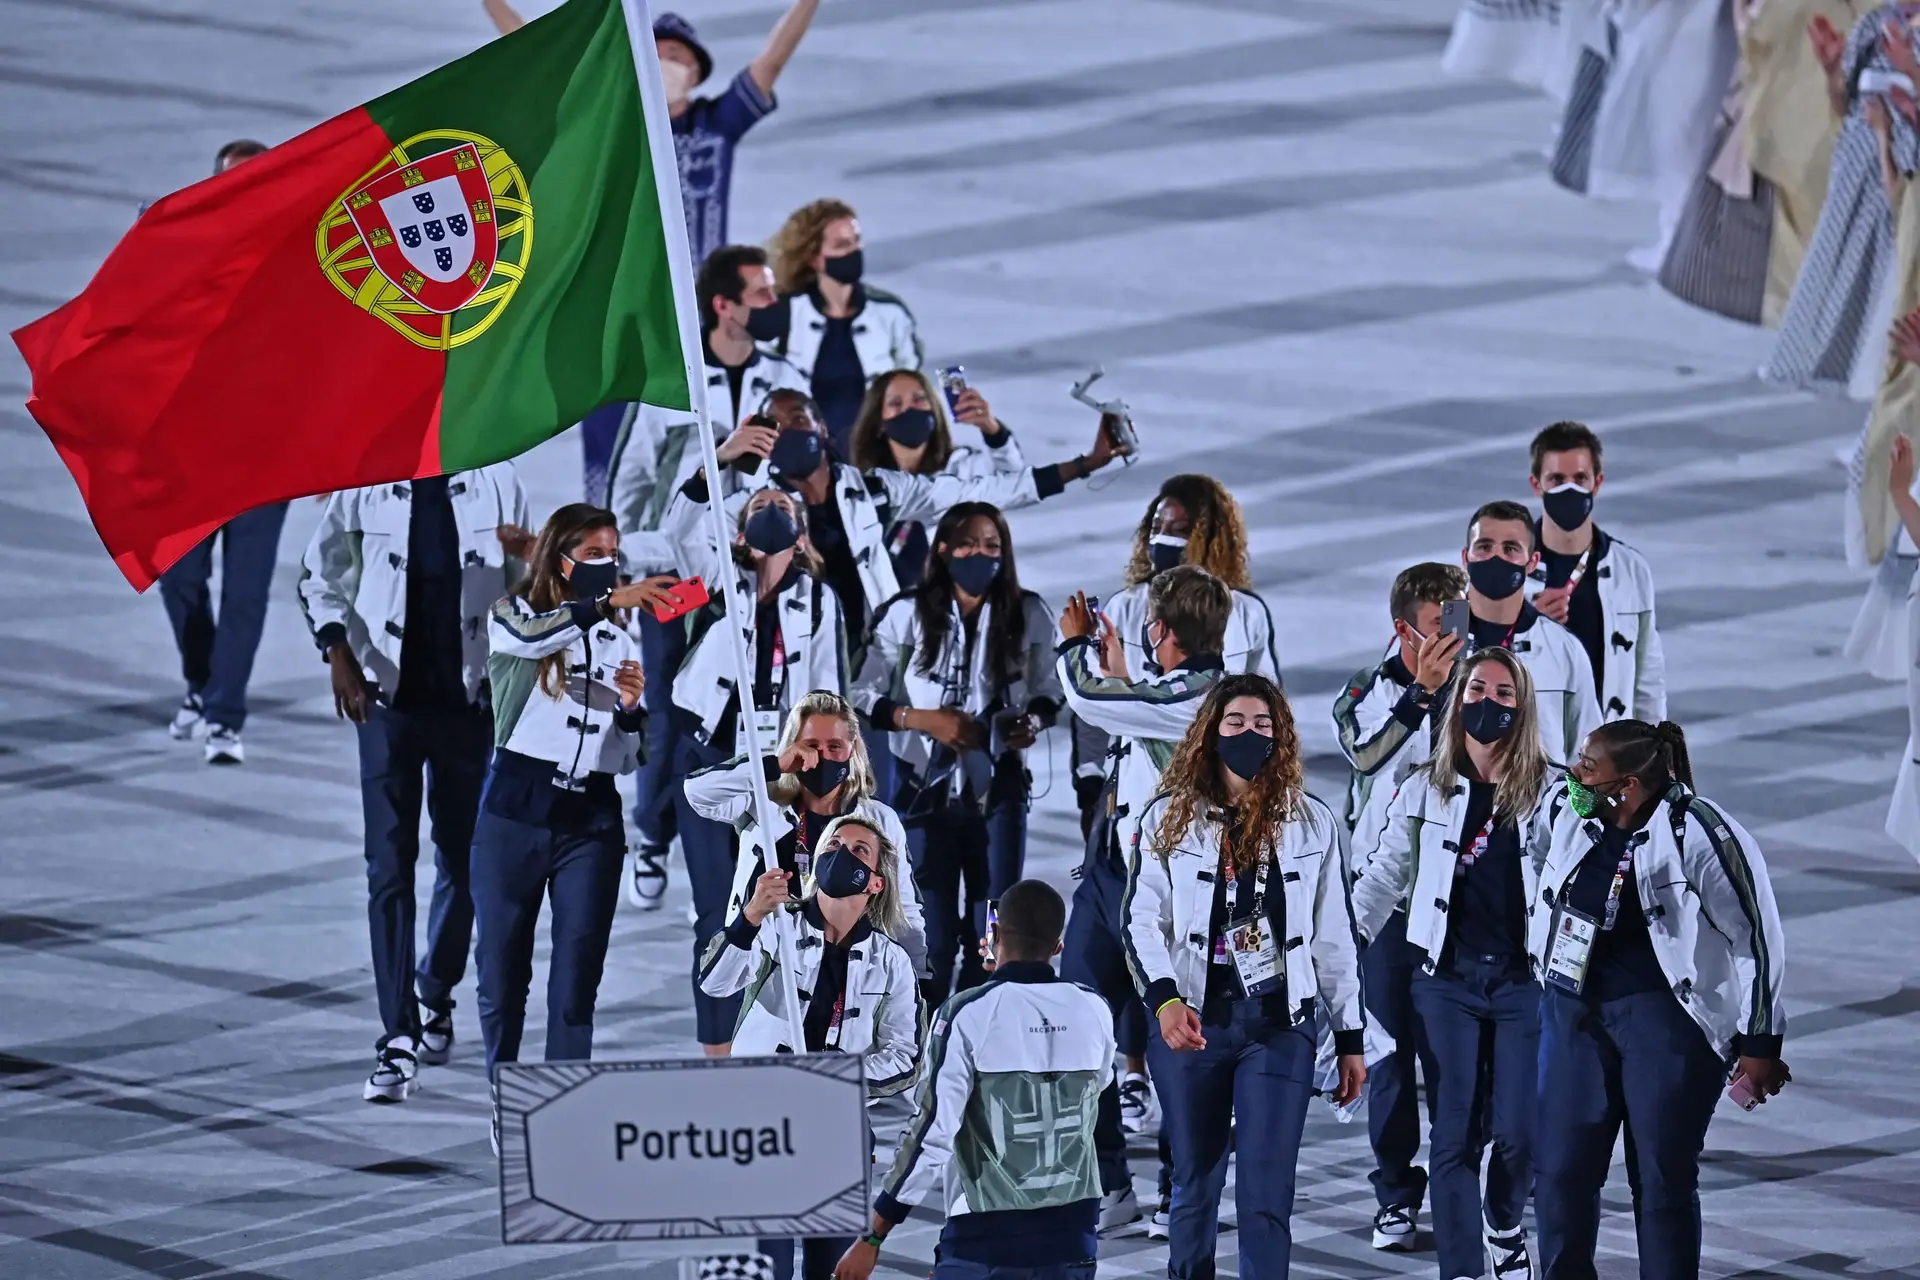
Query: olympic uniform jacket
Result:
<box><xmin>660</xmin><ymin>486</ymin><xmax>849</xmax><ymax>744</ymax></box>
<box><xmin>1055</xmin><ymin>638</ymin><xmax>1223</xmax><ymax>832</ymax></box>
<box><xmin>875</xmin><ymin>963</ymin><xmax>1114</xmax><ymax>1233</ymax></box>
<box><xmin>296</xmin><ymin>465</ymin><xmax>531</xmax><ymax>704</ymax></box>
<box><xmin>1488</xmin><ymin>604</ymin><xmax>1604</xmax><ymax>768</ymax></box>
<box><xmin>684</xmin><ymin>753</ymin><xmax>928</xmax><ymax>978</ymax></box>
<box><xmin>772</xmin><ymin>286</ymin><xmax>922</xmax><ymax>384</ymax></box>
<box><xmin>1526</xmin><ymin>526</ymin><xmax>1667</xmax><ymax>723</ymax></box>
<box><xmin>852</xmin><ymin>590</ymin><xmax>1063</xmax><ymax>790</ymax></box>
<box><xmin>1121</xmin><ymin>792</ymin><xmax>1367</xmax><ymax>1057</ymax></box>
<box><xmin>487</xmin><ymin>595</ymin><xmax>644</xmax><ymax>782</ymax></box>
<box><xmin>1527</xmin><ymin>783</ymin><xmax>1787</xmax><ymax>1060</ymax></box>
<box><xmin>1332</xmin><ymin>642</ymin><xmax>1438</xmax><ymax>852</ymax></box>
<box><xmin>700</xmin><ymin>899</ymin><xmax>922</xmax><ymax>1095</ymax></box>
<box><xmin>606</xmin><ymin>348</ymin><xmax>808</xmax><ymax>570</ymax></box>
<box><xmin>1350</xmin><ymin>767</ymin><xmax>1553</xmax><ymax>964</ymax></box>
<box><xmin>1103</xmin><ymin>582</ymin><xmax>1280</xmax><ymax>682</ymax></box>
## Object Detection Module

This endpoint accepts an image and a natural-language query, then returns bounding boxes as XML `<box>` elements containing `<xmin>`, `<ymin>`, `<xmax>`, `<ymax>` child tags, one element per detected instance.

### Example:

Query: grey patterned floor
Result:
<box><xmin>3</xmin><ymin>0</ymin><xmax>1919</xmax><ymax>1277</ymax></box>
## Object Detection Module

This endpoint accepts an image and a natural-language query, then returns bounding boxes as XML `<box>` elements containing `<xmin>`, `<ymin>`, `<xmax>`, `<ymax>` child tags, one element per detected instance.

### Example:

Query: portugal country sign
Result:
<box><xmin>12</xmin><ymin>0</ymin><xmax>695</xmax><ymax>589</ymax></box>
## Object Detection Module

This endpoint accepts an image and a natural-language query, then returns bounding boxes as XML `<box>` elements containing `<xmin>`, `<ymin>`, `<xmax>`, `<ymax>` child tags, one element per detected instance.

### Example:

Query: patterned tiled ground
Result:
<box><xmin>3</xmin><ymin>1</ymin><xmax>1918</xmax><ymax>1277</ymax></box>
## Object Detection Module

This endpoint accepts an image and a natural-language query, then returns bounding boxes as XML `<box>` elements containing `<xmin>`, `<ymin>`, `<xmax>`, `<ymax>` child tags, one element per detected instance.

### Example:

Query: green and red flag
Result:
<box><xmin>11</xmin><ymin>0</ymin><xmax>701</xmax><ymax>589</ymax></box>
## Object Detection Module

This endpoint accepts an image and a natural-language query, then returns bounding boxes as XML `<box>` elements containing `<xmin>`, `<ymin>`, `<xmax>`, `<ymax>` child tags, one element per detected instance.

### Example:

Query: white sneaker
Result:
<box><xmin>169</xmin><ymin>694</ymin><xmax>203</xmax><ymax>740</ymax></box>
<box><xmin>363</xmin><ymin>1036</ymin><xmax>418</xmax><ymax>1103</ymax></box>
<box><xmin>1145</xmin><ymin>1193</ymin><xmax>1170</xmax><ymax>1240</ymax></box>
<box><xmin>1097</xmin><ymin>1186</ymin><xmax>1141</xmax><ymax>1234</ymax></box>
<box><xmin>1487</xmin><ymin>1225</ymin><xmax>1533</xmax><ymax>1279</ymax></box>
<box><xmin>1372</xmin><ymin>1203</ymin><xmax>1417</xmax><ymax>1250</ymax></box>
<box><xmin>626</xmin><ymin>844</ymin><xmax>668</xmax><ymax>910</ymax></box>
<box><xmin>418</xmin><ymin>1006</ymin><xmax>453</xmax><ymax>1066</ymax></box>
<box><xmin>204</xmin><ymin>726</ymin><xmax>244</xmax><ymax>765</ymax></box>
<box><xmin>1118</xmin><ymin>1072</ymin><xmax>1160</xmax><ymax>1137</ymax></box>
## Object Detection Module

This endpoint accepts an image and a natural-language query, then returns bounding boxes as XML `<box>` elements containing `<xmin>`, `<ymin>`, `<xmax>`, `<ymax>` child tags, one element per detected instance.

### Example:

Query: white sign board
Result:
<box><xmin>498</xmin><ymin>1054</ymin><xmax>870</xmax><ymax>1243</ymax></box>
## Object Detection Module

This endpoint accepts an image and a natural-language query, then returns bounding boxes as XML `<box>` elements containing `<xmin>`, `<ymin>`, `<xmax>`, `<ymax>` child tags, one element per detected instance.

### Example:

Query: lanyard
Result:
<box><xmin>1454</xmin><ymin>815</ymin><xmax>1497</xmax><ymax>874</ymax></box>
<box><xmin>765</xmin><ymin>619</ymin><xmax>787</xmax><ymax>707</ymax></box>
<box><xmin>1599</xmin><ymin>840</ymin><xmax>1634</xmax><ymax>931</ymax></box>
<box><xmin>1220</xmin><ymin>843</ymin><xmax>1273</xmax><ymax>918</ymax></box>
<box><xmin>1558</xmin><ymin>542</ymin><xmax>1596</xmax><ymax>595</ymax></box>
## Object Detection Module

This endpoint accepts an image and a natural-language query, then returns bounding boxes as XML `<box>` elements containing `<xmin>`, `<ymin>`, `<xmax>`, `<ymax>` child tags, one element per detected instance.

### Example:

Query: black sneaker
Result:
<box><xmin>1372</xmin><ymin>1203</ymin><xmax>1417</xmax><ymax>1251</ymax></box>
<box><xmin>418</xmin><ymin>1006</ymin><xmax>453</xmax><ymax>1065</ymax></box>
<box><xmin>363</xmin><ymin>1036</ymin><xmax>418</xmax><ymax>1103</ymax></box>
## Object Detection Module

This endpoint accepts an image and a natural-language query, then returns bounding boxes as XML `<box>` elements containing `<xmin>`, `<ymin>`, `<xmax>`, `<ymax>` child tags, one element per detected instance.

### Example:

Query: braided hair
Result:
<box><xmin>1587</xmin><ymin>719</ymin><xmax>1693</xmax><ymax>795</ymax></box>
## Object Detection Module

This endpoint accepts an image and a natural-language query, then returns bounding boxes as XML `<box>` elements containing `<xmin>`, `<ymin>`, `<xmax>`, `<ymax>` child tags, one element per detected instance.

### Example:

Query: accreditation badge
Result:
<box><xmin>1545</xmin><ymin>905</ymin><xmax>1599</xmax><ymax>995</ymax></box>
<box><xmin>751</xmin><ymin>707</ymin><xmax>783</xmax><ymax>746</ymax></box>
<box><xmin>1223</xmin><ymin>911</ymin><xmax>1284</xmax><ymax>998</ymax></box>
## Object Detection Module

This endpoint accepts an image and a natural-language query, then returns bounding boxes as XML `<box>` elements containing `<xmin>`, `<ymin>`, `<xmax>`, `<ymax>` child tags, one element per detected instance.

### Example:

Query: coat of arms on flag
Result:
<box><xmin>316</xmin><ymin>129</ymin><xmax>533</xmax><ymax>350</ymax></box>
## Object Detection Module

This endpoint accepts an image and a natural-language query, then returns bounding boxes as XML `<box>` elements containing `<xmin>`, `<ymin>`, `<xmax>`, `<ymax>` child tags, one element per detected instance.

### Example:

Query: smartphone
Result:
<box><xmin>1727</xmin><ymin>1072</ymin><xmax>1764</xmax><ymax>1112</ymax></box>
<box><xmin>982</xmin><ymin>899</ymin><xmax>1000</xmax><ymax>965</ymax></box>
<box><xmin>650</xmin><ymin>577</ymin><xmax>710</xmax><ymax>623</ymax></box>
<box><xmin>937</xmin><ymin>365</ymin><xmax>968</xmax><ymax>414</ymax></box>
<box><xmin>733</xmin><ymin>413</ymin><xmax>773</xmax><ymax>476</ymax></box>
<box><xmin>1439</xmin><ymin>598</ymin><xmax>1470</xmax><ymax>646</ymax></box>
<box><xmin>1085</xmin><ymin>594</ymin><xmax>1100</xmax><ymax>618</ymax></box>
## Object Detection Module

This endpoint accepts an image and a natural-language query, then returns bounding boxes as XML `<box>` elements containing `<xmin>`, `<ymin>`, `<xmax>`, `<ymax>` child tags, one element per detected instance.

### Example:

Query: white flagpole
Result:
<box><xmin>620</xmin><ymin>0</ymin><xmax>807</xmax><ymax>1053</ymax></box>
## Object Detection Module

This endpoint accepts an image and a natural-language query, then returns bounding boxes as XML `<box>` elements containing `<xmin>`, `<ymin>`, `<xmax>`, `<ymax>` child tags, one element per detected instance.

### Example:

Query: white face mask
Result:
<box><xmin>661</xmin><ymin>60</ymin><xmax>695</xmax><ymax>103</ymax></box>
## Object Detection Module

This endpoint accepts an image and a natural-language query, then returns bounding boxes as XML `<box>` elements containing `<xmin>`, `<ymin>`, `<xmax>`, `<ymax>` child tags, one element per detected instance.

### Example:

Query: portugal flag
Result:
<box><xmin>12</xmin><ymin>0</ymin><xmax>698</xmax><ymax>589</ymax></box>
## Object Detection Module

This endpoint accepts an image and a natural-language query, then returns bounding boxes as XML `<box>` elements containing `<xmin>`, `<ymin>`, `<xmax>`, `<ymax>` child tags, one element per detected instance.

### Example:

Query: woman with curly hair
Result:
<box><xmin>764</xmin><ymin>198</ymin><xmax>923</xmax><ymax>451</ymax></box>
<box><xmin>1103</xmin><ymin>474</ymin><xmax>1279</xmax><ymax>681</ymax></box>
<box><xmin>846</xmin><ymin>369</ymin><xmax>1026</xmax><ymax>589</ymax></box>
<box><xmin>1351</xmin><ymin>647</ymin><xmax>1554</xmax><ymax>1280</ymax></box>
<box><xmin>1121</xmin><ymin>673</ymin><xmax>1365</xmax><ymax>1280</ymax></box>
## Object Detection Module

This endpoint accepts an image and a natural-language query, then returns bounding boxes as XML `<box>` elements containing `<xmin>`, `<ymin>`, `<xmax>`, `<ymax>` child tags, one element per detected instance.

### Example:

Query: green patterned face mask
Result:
<box><xmin>1565</xmin><ymin>775</ymin><xmax>1621</xmax><ymax>820</ymax></box>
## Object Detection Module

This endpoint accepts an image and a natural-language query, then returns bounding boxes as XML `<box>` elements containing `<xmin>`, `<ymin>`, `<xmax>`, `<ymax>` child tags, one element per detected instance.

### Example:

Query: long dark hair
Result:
<box><xmin>1151</xmin><ymin>674</ymin><xmax>1306</xmax><ymax>872</ymax></box>
<box><xmin>515</xmin><ymin>502</ymin><xmax>618</xmax><ymax>697</ymax></box>
<box><xmin>913</xmin><ymin>502</ymin><xmax>1026</xmax><ymax>683</ymax></box>
<box><xmin>849</xmin><ymin>370</ymin><xmax>954</xmax><ymax>474</ymax></box>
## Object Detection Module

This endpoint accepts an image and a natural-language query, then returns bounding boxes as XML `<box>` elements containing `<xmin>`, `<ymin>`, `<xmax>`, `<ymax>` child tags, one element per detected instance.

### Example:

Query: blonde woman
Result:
<box><xmin>686</xmin><ymin>691</ymin><xmax>927</xmax><ymax>1045</ymax></box>
<box><xmin>700</xmin><ymin>812</ymin><xmax>922</xmax><ymax>1280</ymax></box>
<box><xmin>765</xmin><ymin>198</ymin><xmax>922</xmax><ymax>449</ymax></box>
<box><xmin>846</xmin><ymin>369</ymin><xmax>1025</xmax><ymax>589</ymax></box>
<box><xmin>1351</xmin><ymin>647</ymin><xmax>1553</xmax><ymax>1280</ymax></box>
<box><xmin>661</xmin><ymin>484</ymin><xmax>852</xmax><ymax>1048</ymax></box>
<box><xmin>1121</xmin><ymin>673</ymin><xmax>1365</xmax><ymax>1280</ymax></box>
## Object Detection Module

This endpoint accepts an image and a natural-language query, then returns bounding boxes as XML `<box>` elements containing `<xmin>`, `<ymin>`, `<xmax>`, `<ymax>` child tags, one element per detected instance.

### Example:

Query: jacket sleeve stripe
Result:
<box><xmin>1687</xmin><ymin>798</ymin><xmax>1776</xmax><ymax>1036</ymax></box>
<box><xmin>1118</xmin><ymin>801</ymin><xmax>1161</xmax><ymax>999</ymax></box>
<box><xmin>489</xmin><ymin>595</ymin><xmax>583</xmax><ymax>643</ymax></box>
<box><xmin>1333</xmin><ymin>666</ymin><xmax>1414</xmax><ymax>775</ymax></box>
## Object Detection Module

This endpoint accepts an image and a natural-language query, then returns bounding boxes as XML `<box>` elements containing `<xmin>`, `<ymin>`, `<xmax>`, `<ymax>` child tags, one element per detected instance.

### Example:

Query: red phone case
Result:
<box><xmin>650</xmin><ymin>577</ymin><xmax>710</xmax><ymax>623</ymax></box>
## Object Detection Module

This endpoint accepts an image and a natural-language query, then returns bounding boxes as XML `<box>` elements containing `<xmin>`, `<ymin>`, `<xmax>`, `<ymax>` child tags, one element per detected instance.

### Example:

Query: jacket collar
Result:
<box><xmin>1531</xmin><ymin>517</ymin><xmax>1613</xmax><ymax>567</ymax></box>
<box><xmin>702</xmin><ymin>331</ymin><xmax>763</xmax><ymax>374</ymax></box>
<box><xmin>989</xmin><ymin>960</ymin><xmax>1060</xmax><ymax>984</ymax></box>
<box><xmin>1176</xmin><ymin>652</ymin><xmax>1225</xmax><ymax>674</ymax></box>
<box><xmin>800</xmin><ymin>898</ymin><xmax>875</xmax><ymax>949</ymax></box>
<box><xmin>806</xmin><ymin>282</ymin><xmax>867</xmax><ymax>319</ymax></box>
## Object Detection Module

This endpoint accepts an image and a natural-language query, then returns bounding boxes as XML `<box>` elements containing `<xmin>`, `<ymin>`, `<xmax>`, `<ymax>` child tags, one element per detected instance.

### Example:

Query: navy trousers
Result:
<box><xmin>629</xmin><ymin>610</ymin><xmax>685</xmax><ymax>852</ymax></box>
<box><xmin>905</xmin><ymin>754</ymin><xmax>1029</xmax><ymax>1002</ymax></box>
<box><xmin>672</xmin><ymin>732</ymin><xmax>744</xmax><ymax>1045</ymax></box>
<box><xmin>356</xmin><ymin>702</ymin><xmax>490</xmax><ymax>1047</ymax></box>
<box><xmin>470</xmin><ymin>800</ymin><xmax>625</xmax><ymax>1076</ymax></box>
<box><xmin>157</xmin><ymin>501</ymin><xmax>288</xmax><ymax>731</ymax></box>
<box><xmin>1061</xmin><ymin>796</ymin><xmax>1148</xmax><ymax>1195</ymax></box>
<box><xmin>932</xmin><ymin>1261</ymin><xmax>1094</xmax><ymax>1280</ymax></box>
<box><xmin>1149</xmin><ymin>1000</ymin><xmax>1315</xmax><ymax>1280</ymax></box>
<box><xmin>758</xmin><ymin>1235</ymin><xmax>854</xmax><ymax>1280</ymax></box>
<box><xmin>1535</xmin><ymin>987</ymin><xmax>1727</xmax><ymax>1280</ymax></box>
<box><xmin>1411</xmin><ymin>957</ymin><xmax>1540</xmax><ymax>1279</ymax></box>
<box><xmin>1362</xmin><ymin>911</ymin><xmax>1438</xmax><ymax>1213</ymax></box>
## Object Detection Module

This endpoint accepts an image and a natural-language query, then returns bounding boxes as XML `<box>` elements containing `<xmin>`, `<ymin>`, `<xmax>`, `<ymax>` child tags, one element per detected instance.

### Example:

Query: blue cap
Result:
<box><xmin>653</xmin><ymin>12</ymin><xmax>713</xmax><ymax>85</ymax></box>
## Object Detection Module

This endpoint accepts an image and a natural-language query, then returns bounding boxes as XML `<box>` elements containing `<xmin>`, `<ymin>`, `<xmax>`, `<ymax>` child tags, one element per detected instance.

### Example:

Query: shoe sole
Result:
<box><xmin>1372</xmin><ymin>1232</ymin><xmax>1416</xmax><ymax>1251</ymax></box>
<box><xmin>417</xmin><ymin>1043</ymin><xmax>451</xmax><ymax>1066</ymax></box>
<box><xmin>364</xmin><ymin>1080</ymin><xmax>415</xmax><ymax>1103</ymax></box>
<box><xmin>1096</xmin><ymin>1213</ymin><xmax>1142</xmax><ymax>1237</ymax></box>
<box><xmin>206</xmin><ymin>753</ymin><xmax>243</xmax><ymax>765</ymax></box>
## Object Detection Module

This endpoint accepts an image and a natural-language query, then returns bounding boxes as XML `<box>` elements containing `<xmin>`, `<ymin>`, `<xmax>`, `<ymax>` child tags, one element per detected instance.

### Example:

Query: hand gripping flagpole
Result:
<box><xmin>622</xmin><ymin>0</ymin><xmax>807</xmax><ymax>1053</ymax></box>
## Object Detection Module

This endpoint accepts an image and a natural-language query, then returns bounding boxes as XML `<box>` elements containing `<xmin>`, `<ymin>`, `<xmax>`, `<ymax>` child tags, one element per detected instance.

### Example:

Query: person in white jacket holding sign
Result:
<box><xmin>1121</xmin><ymin>673</ymin><xmax>1366</xmax><ymax>1280</ymax></box>
<box><xmin>1531</xmin><ymin>719</ymin><xmax>1790</xmax><ymax>1280</ymax></box>
<box><xmin>1351</xmin><ymin>647</ymin><xmax>1554</xmax><ymax>1280</ymax></box>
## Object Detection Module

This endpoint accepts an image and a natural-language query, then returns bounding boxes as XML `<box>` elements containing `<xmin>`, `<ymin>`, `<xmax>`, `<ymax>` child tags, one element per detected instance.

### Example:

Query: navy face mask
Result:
<box><xmin>798</xmin><ymin>755</ymin><xmax>850</xmax><ymax>798</ymax></box>
<box><xmin>743</xmin><ymin>295</ymin><xmax>788</xmax><ymax>343</ymax></box>
<box><xmin>744</xmin><ymin>504</ymin><xmax>801</xmax><ymax>555</ymax></box>
<box><xmin>1541</xmin><ymin>484</ymin><xmax>1593</xmax><ymax>532</ymax></box>
<box><xmin>1216</xmin><ymin>728</ymin><xmax>1276</xmax><ymax>781</ymax></box>
<box><xmin>946</xmin><ymin>552</ymin><xmax>1001</xmax><ymax>597</ymax></box>
<box><xmin>564</xmin><ymin>554</ymin><xmax>618</xmax><ymax>600</ymax></box>
<box><xmin>813</xmin><ymin>842</ymin><xmax>873</xmax><ymax>899</ymax></box>
<box><xmin>1467</xmin><ymin>555</ymin><xmax>1528</xmax><ymax>601</ymax></box>
<box><xmin>770</xmin><ymin>428</ymin><xmax>825</xmax><ymax>481</ymax></box>
<box><xmin>882</xmin><ymin>408</ymin><xmax>936</xmax><ymax>449</ymax></box>
<box><xmin>1460</xmin><ymin>697</ymin><xmax>1517</xmax><ymax>744</ymax></box>
<box><xmin>1148</xmin><ymin>533</ymin><xmax>1187</xmax><ymax>574</ymax></box>
<box><xmin>823</xmin><ymin>249</ymin><xmax>863</xmax><ymax>285</ymax></box>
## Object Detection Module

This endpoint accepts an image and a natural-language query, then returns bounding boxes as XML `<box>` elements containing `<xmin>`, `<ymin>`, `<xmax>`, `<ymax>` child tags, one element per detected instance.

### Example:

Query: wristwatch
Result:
<box><xmin>861</xmin><ymin>1232</ymin><xmax>886</xmax><ymax>1250</ymax></box>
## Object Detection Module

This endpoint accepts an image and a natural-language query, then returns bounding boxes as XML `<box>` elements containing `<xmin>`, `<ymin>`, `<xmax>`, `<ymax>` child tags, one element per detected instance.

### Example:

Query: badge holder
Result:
<box><xmin>1222</xmin><ymin>911</ymin><xmax>1285</xmax><ymax>999</ymax></box>
<box><xmin>1544</xmin><ymin>902</ymin><xmax>1598</xmax><ymax>995</ymax></box>
<box><xmin>751</xmin><ymin>706</ymin><xmax>782</xmax><ymax>745</ymax></box>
